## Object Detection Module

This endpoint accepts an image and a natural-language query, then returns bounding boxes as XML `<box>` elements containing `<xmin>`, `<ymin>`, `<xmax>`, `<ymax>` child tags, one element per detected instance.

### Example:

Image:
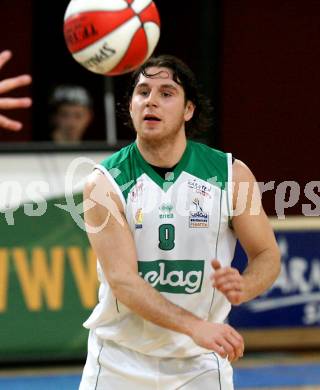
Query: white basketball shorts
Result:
<box><xmin>79</xmin><ymin>329</ymin><xmax>234</xmax><ymax>390</ymax></box>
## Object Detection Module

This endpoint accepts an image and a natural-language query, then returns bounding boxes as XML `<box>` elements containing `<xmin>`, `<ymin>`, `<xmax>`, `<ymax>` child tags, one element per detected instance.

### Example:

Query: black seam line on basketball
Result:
<box><xmin>212</xmin><ymin>353</ymin><xmax>222</xmax><ymax>390</ymax></box>
<box><xmin>125</xmin><ymin>0</ymin><xmax>143</xmax><ymax>26</ymax></box>
<box><xmin>135</xmin><ymin>11</ymin><xmax>143</xmax><ymax>27</ymax></box>
<box><xmin>94</xmin><ymin>344</ymin><xmax>104</xmax><ymax>390</ymax></box>
<box><xmin>131</xmin><ymin>1</ymin><xmax>155</xmax><ymax>28</ymax></box>
<box><xmin>174</xmin><ymin>368</ymin><xmax>218</xmax><ymax>390</ymax></box>
<box><xmin>128</xmin><ymin>0</ymin><xmax>153</xmax><ymax>18</ymax></box>
<box><xmin>114</xmin><ymin>24</ymin><xmax>145</xmax><ymax>71</ymax></box>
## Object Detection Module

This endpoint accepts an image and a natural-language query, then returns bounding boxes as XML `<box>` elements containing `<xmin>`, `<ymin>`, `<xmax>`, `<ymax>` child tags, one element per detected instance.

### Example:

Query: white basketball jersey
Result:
<box><xmin>84</xmin><ymin>140</ymin><xmax>236</xmax><ymax>358</ymax></box>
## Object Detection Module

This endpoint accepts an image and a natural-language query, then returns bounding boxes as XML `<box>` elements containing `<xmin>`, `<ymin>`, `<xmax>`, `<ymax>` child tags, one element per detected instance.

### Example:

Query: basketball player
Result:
<box><xmin>80</xmin><ymin>55</ymin><xmax>280</xmax><ymax>389</ymax></box>
<box><xmin>0</xmin><ymin>50</ymin><xmax>32</xmax><ymax>131</ymax></box>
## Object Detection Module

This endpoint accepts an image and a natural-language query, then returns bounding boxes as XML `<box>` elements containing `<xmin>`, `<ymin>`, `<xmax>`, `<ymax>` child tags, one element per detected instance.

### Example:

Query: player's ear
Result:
<box><xmin>184</xmin><ymin>101</ymin><xmax>195</xmax><ymax>122</ymax></box>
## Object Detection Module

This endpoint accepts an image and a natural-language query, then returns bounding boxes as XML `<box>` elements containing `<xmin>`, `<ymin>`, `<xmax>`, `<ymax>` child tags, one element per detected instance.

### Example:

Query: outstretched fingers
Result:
<box><xmin>0</xmin><ymin>75</ymin><xmax>32</xmax><ymax>95</ymax></box>
<box><xmin>0</xmin><ymin>97</ymin><xmax>32</xmax><ymax>110</ymax></box>
<box><xmin>0</xmin><ymin>113</ymin><xmax>24</xmax><ymax>131</ymax></box>
<box><xmin>0</xmin><ymin>50</ymin><xmax>12</xmax><ymax>70</ymax></box>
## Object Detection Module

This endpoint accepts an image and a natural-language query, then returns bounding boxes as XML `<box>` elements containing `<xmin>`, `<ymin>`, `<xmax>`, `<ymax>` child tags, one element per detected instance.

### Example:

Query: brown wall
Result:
<box><xmin>0</xmin><ymin>0</ymin><xmax>33</xmax><ymax>142</ymax></box>
<box><xmin>220</xmin><ymin>0</ymin><xmax>320</xmax><ymax>215</ymax></box>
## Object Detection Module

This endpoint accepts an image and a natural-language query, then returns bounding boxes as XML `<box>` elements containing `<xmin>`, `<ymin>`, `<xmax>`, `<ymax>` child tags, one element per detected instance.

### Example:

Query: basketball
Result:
<box><xmin>63</xmin><ymin>0</ymin><xmax>160</xmax><ymax>76</ymax></box>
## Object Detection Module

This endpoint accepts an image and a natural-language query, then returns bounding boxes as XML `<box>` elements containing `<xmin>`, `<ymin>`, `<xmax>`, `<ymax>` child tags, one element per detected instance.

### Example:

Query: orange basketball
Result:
<box><xmin>64</xmin><ymin>0</ymin><xmax>160</xmax><ymax>76</ymax></box>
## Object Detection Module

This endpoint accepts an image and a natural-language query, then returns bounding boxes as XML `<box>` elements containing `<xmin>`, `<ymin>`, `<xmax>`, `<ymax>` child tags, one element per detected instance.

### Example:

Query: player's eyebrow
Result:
<box><xmin>135</xmin><ymin>83</ymin><xmax>178</xmax><ymax>91</ymax></box>
<box><xmin>135</xmin><ymin>83</ymin><xmax>150</xmax><ymax>89</ymax></box>
<box><xmin>159</xmin><ymin>84</ymin><xmax>179</xmax><ymax>91</ymax></box>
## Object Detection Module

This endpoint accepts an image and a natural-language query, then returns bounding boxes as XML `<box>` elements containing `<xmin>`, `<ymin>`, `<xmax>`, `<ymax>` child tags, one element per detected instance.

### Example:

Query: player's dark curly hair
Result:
<box><xmin>119</xmin><ymin>54</ymin><xmax>213</xmax><ymax>136</ymax></box>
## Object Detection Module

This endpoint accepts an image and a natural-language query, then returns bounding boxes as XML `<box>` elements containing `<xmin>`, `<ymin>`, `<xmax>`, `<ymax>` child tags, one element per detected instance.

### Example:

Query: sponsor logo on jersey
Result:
<box><xmin>189</xmin><ymin>198</ymin><xmax>209</xmax><ymax>228</ymax></box>
<box><xmin>130</xmin><ymin>181</ymin><xmax>144</xmax><ymax>202</ymax></box>
<box><xmin>138</xmin><ymin>260</ymin><xmax>204</xmax><ymax>294</ymax></box>
<box><xmin>188</xmin><ymin>179</ymin><xmax>212</xmax><ymax>199</ymax></box>
<box><xmin>159</xmin><ymin>203</ymin><xmax>174</xmax><ymax>219</ymax></box>
<box><xmin>135</xmin><ymin>208</ymin><xmax>143</xmax><ymax>229</ymax></box>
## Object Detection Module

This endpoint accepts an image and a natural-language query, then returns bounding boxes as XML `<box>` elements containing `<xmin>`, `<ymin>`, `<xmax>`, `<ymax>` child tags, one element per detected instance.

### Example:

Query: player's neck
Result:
<box><xmin>136</xmin><ymin>132</ymin><xmax>187</xmax><ymax>168</ymax></box>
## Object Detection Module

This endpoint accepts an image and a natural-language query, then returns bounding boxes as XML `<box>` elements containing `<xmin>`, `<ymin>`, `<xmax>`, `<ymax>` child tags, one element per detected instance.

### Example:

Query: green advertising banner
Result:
<box><xmin>0</xmin><ymin>194</ymin><xmax>98</xmax><ymax>362</ymax></box>
<box><xmin>0</xmin><ymin>152</ymin><xmax>111</xmax><ymax>363</ymax></box>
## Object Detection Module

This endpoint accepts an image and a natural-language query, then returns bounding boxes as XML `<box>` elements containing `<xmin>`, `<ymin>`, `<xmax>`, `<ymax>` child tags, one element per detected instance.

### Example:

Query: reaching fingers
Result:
<box><xmin>0</xmin><ymin>74</ymin><xmax>32</xmax><ymax>95</ymax></box>
<box><xmin>0</xmin><ymin>50</ymin><xmax>12</xmax><ymax>69</ymax></box>
<box><xmin>0</xmin><ymin>113</ymin><xmax>23</xmax><ymax>131</ymax></box>
<box><xmin>0</xmin><ymin>97</ymin><xmax>32</xmax><ymax>110</ymax></box>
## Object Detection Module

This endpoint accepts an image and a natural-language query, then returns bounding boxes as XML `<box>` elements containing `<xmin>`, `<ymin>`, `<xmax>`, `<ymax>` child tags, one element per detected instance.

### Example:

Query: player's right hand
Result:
<box><xmin>191</xmin><ymin>321</ymin><xmax>244</xmax><ymax>362</ymax></box>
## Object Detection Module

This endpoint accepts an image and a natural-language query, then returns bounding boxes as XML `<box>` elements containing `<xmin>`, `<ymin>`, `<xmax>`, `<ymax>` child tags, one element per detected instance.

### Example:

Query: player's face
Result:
<box><xmin>129</xmin><ymin>67</ymin><xmax>194</xmax><ymax>142</ymax></box>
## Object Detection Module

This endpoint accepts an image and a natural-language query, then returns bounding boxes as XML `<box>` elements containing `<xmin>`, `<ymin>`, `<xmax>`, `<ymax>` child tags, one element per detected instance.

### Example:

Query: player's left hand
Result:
<box><xmin>210</xmin><ymin>260</ymin><xmax>245</xmax><ymax>305</ymax></box>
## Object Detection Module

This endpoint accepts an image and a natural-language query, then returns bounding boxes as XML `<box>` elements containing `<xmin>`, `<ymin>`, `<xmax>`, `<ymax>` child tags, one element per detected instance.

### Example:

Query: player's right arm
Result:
<box><xmin>84</xmin><ymin>169</ymin><xmax>244</xmax><ymax>362</ymax></box>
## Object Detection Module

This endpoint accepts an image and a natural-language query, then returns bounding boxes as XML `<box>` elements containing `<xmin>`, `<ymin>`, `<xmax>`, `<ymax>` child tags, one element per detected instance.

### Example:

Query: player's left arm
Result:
<box><xmin>211</xmin><ymin>159</ymin><xmax>281</xmax><ymax>305</ymax></box>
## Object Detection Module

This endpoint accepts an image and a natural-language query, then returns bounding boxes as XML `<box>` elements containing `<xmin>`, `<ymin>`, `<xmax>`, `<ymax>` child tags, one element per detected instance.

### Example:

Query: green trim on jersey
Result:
<box><xmin>99</xmin><ymin>143</ymin><xmax>143</xmax><ymax>201</ymax></box>
<box><xmin>184</xmin><ymin>141</ymin><xmax>228</xmax><ymax>190</ymax></box>
<box><xmin>132</xmin><ymin>142</ymin><xmax>191</xmax><ymax>190</ymax></box>
<box><xmin>99</xmin><ymin>140</ymin><xmax>229</xmax><ymax>201</ymax></box>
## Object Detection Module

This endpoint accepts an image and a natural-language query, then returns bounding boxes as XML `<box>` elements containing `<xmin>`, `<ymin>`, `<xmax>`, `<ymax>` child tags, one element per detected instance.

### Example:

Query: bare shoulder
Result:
<box><xmin>232</xmin><ymin>159</ymin><xmax>257</xmax><ymax>184</ymax></box>
<box><xmin>231</xmin><ymin>159</ymin><xmax>262</xmax><ymax>213</ymax></box>
<box><xmin>84</xmin><ymin>169</ymin><xmax>124</xmax><ymax>213</ymax></box>
<box><xmin>85</xmin><ymin>169</ymin><xmax>112</xmax><ymax>190</ymax></box>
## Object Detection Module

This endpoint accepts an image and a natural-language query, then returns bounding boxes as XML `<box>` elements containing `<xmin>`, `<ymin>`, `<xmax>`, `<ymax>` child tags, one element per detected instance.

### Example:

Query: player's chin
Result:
<box><xmin>141</xmin><ymin>122</ymin><xmax>162</xmax><ymax>132</ymax></box>
<box><xmin>139</xmin><ymin>127</ymin><xmax>165</xmax><ymax>141</ymax></box>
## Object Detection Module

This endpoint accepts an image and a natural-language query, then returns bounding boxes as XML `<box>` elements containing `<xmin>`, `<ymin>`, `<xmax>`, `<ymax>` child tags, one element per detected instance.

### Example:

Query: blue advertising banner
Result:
<box><xmin>230</xmin><ymin>228</ymin><xmax>320</xmax><ymax>330</ymax></box>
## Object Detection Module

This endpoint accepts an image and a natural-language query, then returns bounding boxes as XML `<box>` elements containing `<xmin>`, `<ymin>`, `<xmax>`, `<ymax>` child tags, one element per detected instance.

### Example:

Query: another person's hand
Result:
<box><xmin>211</xmin><ymin>260</ymin><xmax>245</xmax><ymax>305</ymax></box>
<box><xmin>0</xmin><ymin>50</ymin><xmax>32</xmax><ymax>131</ymax></box>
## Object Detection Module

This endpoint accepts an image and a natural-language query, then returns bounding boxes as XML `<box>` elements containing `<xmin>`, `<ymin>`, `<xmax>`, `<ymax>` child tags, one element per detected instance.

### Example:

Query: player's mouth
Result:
<box><xmin>143</xmin><ymin>114</ymin><xmax>161</xmax><ymax>123</ymax></box>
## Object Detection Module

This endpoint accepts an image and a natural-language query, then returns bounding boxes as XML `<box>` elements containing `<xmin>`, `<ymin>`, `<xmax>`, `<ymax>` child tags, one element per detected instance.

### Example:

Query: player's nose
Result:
<box><xmin>145</xmin><ymin>90</ymin><xmax>158</xmax><ymax>107</ymax></box>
